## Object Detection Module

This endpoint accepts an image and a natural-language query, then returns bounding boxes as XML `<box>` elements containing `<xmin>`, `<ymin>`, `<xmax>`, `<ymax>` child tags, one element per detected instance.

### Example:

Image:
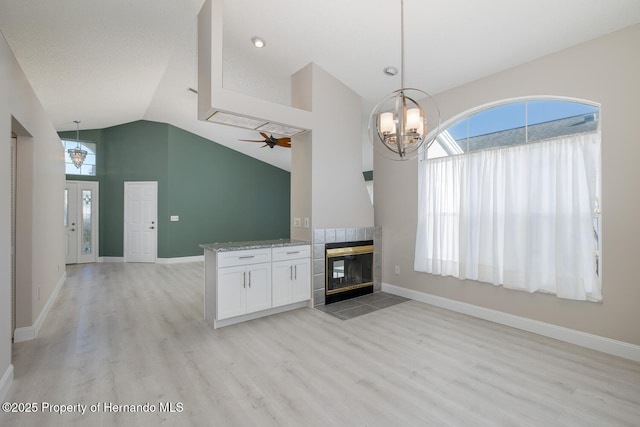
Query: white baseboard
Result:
<box><xmin>12</xmin><ymin>326</ymin><xmax>34</xmax><ymax>343</ymax></box>
<box><xmin>98</xmin><ymin>256</ymin><xmax>204</xmax><ymax>264</ymax></box>
<box><xmin>0</xmin><ymin>364</ymin><xmax>13</xmax><ymax>402</ymax></box>
<box><xmin>98</xmin><ymin>257</ymin><xmax>124</xmax><ymax>263</ymax></box>
<box><xmin>382</xmin><ymin>282</ymin><xmax>640</xmax><ymax>363</ymax></box>
<box><xmin>14</xmin><ymin>272</ymin><xmax>66</xmax><ymax>343</ymax></box>
<box><xmin>156</xmin><ymin>255</ymin><xmax>204</xmax><ymax>264</ymax></box>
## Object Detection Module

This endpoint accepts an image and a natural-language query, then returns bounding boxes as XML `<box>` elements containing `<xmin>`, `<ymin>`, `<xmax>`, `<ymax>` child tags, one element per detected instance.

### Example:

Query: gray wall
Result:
<box><xmin>1</xmin><ymin>33</ymin><xmax>66</xmax><ymax>396</ymax></box>
<box><xmin>375</xmin><ymin>24</ymin><xmax>640</xmax><ymax>346</ymax></box>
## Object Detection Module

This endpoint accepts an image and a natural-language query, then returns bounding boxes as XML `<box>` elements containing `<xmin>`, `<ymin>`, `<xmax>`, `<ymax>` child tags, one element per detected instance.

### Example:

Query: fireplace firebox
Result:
<box><xmin>325</xmin><ymin>240</ymin><xmax>374</xmax><ymax>304</ymax></box>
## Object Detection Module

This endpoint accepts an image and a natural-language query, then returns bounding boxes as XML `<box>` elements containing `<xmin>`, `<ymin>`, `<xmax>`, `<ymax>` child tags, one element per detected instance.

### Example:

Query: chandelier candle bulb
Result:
<box><xmin>406</xmin><ymin>108</ymin><xmax>421</xmax><ymax>131</ymax></box>
<box><xmin>380</xmin><ymin>112</ymin><xmax>395</xmax><ymax>135</ymax></box>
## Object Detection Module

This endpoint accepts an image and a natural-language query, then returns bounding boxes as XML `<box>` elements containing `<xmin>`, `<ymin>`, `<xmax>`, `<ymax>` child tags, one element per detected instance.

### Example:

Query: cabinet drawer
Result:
<box><xmin>272</xmin><ymin>245</ymin><xmax>310</xmax><ymax>262</ymax></box>
<box><xmin>217</xmin><ymin>248</ymin><xmax>271</xmax><ymax>268</ymax></box>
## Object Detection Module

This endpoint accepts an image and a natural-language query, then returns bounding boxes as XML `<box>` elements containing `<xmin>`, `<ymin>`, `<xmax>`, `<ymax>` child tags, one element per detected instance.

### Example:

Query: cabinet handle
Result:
<box><xmin>286</xmin><ymin>251</ymin><xmax>300</xmax><ymax>255</ymax></box>
<box><xmin>290</xmin><ymin>265</ymin><xmax>293</xmax><ymax>280</ymax></box>
<box><xmin>248</xmin><ymin>271</ymin><xmax>251</xmax><ymax>287</ymax></box>
<box><xmin>243</xmin><ymin>272</ymin><xmax>246</xmax><ymax>288</ymax></box>
<box><xmin>239</xmin><ymin>255</ymin><xmax>255</xmax><ymax>259</ymax></box>
<box><xmin>294</xmin><ymin>265</ymin><xmax>297</xmax><ymax>280</ymax></box>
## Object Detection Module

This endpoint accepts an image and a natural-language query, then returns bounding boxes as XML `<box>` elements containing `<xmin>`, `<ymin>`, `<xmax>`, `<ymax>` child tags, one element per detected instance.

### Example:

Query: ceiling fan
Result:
<box><xmin>239</xmin><ymin>132</ymin><xmax>291</xmax><ymax>149</ymax></box>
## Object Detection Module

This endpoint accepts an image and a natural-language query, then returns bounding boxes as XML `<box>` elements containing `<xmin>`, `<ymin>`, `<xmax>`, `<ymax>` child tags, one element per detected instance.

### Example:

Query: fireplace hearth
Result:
<box><xmin>325</xmin><ymin>240</ymin><xmax>374</xmax><ymax>304</ymax></box>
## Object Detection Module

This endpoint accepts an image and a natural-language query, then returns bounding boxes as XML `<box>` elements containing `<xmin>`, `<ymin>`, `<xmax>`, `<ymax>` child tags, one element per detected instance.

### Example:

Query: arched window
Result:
<box><xmin>416</xmin><ymin>98</ymin><xmax>601</xmax><ymax>301</ymax></box>
<box><xmin>428</xmin><ymin>98</ymin><xmax>599</xmax><ymax>159</ymax></box>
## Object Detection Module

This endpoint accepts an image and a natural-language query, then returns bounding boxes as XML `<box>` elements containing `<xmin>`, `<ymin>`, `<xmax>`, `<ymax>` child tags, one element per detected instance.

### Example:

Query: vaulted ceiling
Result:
<box><xmin>1</xmin><ymin>0</ymin><xmax>639</xmax><ymax>171</ymax></box>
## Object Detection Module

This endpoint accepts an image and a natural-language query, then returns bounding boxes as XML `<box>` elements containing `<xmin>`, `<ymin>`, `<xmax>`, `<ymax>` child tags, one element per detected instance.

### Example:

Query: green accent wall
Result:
<box><xmin>166</xmin><ymin>125</ymin><xmax>290</xmax><ymax>256</ymax></box>
<box><xmin>61</xmin><ymin>120</ymin><xmax>290</xmax><ymax>259</ymax></box>
<box><xmin>362</xmin><ymin>170</ymin><xmax>373</xmax><ymax>181</ymax></box>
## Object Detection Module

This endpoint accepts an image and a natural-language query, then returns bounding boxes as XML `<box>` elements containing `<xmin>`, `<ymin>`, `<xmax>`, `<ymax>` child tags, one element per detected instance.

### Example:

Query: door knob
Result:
<box><xmin>150</xmin><ymin>226</ymin><xmax>155</xmax><ymax>229</ymax></box>
<box><xmin>71</xmin><ymin>228</ymin><xmax>75</xmax><ymax>231</ymax></box>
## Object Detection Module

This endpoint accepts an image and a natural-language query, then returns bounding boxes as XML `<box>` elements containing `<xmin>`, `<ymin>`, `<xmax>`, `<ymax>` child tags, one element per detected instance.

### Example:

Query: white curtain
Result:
<box><xmin>415</xmin><ymin>133</ymin><xmax>601</xmax><ymax>302</ymax></box>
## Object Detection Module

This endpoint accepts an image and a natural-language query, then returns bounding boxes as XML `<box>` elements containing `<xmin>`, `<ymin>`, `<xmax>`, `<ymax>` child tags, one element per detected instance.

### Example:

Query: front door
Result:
<box><xmin>65</xmin><ymin>181</ymin><xmax>99</xmax><ymax>264</ymax></box>
<box><xmin>124</xmin><ymin>181</ymin><xmax>157</xmax><ymax>263</ymax></box>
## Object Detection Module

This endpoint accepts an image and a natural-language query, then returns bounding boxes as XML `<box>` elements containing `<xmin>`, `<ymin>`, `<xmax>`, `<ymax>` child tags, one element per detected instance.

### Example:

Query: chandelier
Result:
<box><xmin>68</xmin><ymin>120</ymin><xmax>87</xmax><ymax>168</ymax></box>
<box><xmin>369</xmin><ymin>0</ymin><xmax>440</xmax><ymax>160</ymax></box>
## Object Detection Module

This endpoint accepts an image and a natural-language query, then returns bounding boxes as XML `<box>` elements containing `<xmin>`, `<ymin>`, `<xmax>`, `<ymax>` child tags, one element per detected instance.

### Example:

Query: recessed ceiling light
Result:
<box><xmin>251</xmin><ymin>36</ymin><xmax>266</xmax><ymax>48</ymax></box>
<box><xmin>383</xmin><ymin>66</ymin><xmax>398</xmax><ymax>76</ymax></box>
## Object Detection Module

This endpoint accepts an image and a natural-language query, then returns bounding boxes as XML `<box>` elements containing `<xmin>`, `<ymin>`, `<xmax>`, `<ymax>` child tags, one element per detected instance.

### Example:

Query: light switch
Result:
<box><xmin>304</xmin><ymin>217</ymin><xmax>310</xmax><ymax>228</ymax></box>
<box><xmin>170</xmin><ymin>215</ymin><xmax>179</xmax><ymax>221</ymax></box>
<box><xmin>293</xmin><ymin>217</ymin><xmax>301</xmax><ymax>227</ymax></box>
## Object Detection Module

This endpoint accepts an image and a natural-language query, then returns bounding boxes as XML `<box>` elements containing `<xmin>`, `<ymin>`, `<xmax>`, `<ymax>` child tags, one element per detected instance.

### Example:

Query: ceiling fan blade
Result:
<box><xmin>239</xmin><ymin>139</ymin><xmax>266</xmax><ymax>143</ymax></box>
<box><xmin>277</xmin><ymin>137</ymin><xmax>292</xmax><ymax>143</ymax></box>
<box><xmin>277</xmin><ymin>141</ymin><xmax>292</xmax><ymax>148</ymax></box>
<box><xmin>259</xmin><ymin>132</ymin><xmax>270</xmax><ymax>140</ymax></box>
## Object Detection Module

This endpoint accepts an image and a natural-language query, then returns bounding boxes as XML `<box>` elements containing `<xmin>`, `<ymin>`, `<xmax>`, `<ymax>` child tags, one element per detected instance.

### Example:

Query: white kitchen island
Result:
<box><xmin>200</xmin><ymin>239</ymin><xmax>311</xmax><ymax>328</ymax></box>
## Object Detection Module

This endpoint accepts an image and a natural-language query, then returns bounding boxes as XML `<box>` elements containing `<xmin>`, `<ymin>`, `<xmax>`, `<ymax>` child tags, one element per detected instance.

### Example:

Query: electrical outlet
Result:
<box><xmin>394</xmin><ymin>265</ymin><xmax>401</xmax><ymax>275</ymax></box>
<box><xmin>170</xmin><ymin>215</ymin><xmax>179</xmax><ymax>221</ymax></box>
<box><xmin>304</xmin><ymin>217</ymin><xmax>310</xmax><ymax>228</ymax></box>
<box><xmin>293</xmin><ymin>217</ymin><xmax>301</xmax><ymax>227</ymax></box>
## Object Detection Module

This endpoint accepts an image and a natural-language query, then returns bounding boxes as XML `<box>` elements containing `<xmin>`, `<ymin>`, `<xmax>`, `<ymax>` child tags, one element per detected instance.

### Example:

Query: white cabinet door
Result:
<box><xmin>290</xmin><ymin>258</ymin><xmax>311</xmax><ymax>303</ymax></box>
<box><xmin>217</xmin><ymin>265</ymin><xmax>247</xmax><ymax>320</ymax></box>
<box><xmin>245</xmin><ymin>263</ymin><xmax>272</xmax><ymax>314</ymax></box>
<box><xmin>217</xmin><ymin>262</ymin><xmax>271</xmax><ymax>320</ymax></box>
<box><xmin>272</xmin><ymin>257</ymin><xmax>310</xmax><ymax>307</ymax></box>
<box><xmin>272</xmin><ymin>260</ymin><xmax>293</xmax><ymax>307</ymax></box>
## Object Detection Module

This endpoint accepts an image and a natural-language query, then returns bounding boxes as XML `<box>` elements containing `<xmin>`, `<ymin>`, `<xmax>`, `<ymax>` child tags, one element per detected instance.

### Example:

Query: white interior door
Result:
<box><xmin>65</xmin><ymin>181</ymin><xmax>99</xmax><ymax>264</ymax></box>
<box><xmin>124</xmin><ymin>181</ymin><xmax>157</xmax><ymax>263</ymax></box>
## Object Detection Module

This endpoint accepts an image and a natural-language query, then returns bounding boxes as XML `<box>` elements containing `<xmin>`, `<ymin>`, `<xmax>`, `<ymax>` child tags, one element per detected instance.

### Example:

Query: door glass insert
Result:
<box><xmin>82</xmin><ymin>190</ymin><xmax>92</xmax><ymax>254</ymax></box>
<box><xmin>64</xmin><ymin>189</ymin><xmax>69</xmax><ymax>227</ymax></box>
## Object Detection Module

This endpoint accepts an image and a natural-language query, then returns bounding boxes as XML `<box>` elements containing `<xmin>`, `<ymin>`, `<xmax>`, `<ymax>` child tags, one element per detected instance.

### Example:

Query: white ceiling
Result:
<box><xmin>1</xmin><ymin>0</ymin><xmax>640</xmax><ymax>171</ymax></box>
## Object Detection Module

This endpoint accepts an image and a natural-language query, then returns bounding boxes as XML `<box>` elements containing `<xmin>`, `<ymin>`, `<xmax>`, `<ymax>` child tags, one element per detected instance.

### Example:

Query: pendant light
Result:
<box><xmin>68</xmin><ymin>120</ymin><xmax>87</xmax><ymax>169</ymax></box>
<box><xmin>368</xmin><ymin>0</ymin><xmax>440</xmax><ymax>160</ymax></box>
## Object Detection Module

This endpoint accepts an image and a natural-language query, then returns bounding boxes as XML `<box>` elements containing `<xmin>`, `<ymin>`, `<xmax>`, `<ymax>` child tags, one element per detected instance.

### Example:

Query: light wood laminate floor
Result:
<box><xmin>2</xmin><ymin>262</ymin><xmax>639</xmax><ymax>426</ymax></box>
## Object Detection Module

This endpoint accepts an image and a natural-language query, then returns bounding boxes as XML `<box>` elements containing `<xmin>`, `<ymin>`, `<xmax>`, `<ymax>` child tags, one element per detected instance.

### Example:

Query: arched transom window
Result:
<box><xmin>428</xmin><ymin>98</ymin><xmax>599</xmax><ymax>159</ymax></box>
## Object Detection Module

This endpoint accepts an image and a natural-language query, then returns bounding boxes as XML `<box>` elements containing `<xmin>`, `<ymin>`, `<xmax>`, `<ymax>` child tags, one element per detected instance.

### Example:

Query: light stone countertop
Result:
<box><xmin>200</xmin><ymin>239</ymin><xmax>311</xmax><ymax>252</ymax></box>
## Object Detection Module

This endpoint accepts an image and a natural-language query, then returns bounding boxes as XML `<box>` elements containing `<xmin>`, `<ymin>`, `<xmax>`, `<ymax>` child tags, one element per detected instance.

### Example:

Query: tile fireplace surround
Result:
<box><xmin>312</xmin><ymin>227</ymin><xmax>382</xmax><ymax>306</ymax></box>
